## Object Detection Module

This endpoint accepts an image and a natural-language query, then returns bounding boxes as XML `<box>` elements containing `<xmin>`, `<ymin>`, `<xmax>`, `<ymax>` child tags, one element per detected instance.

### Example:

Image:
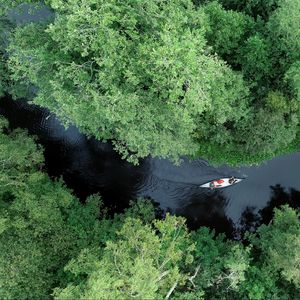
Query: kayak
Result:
<box><xmin>200</xmin><ymin>178</ymin><xmax>243</xmax><ymax>189</ymax></box>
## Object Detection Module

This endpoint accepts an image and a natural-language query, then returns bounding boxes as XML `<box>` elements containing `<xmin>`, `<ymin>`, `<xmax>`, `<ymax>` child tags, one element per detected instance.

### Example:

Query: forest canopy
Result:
<box><xmin>1</xmin><ymin>1</ymin><xmax>300</xmax><ymax>299</ymax></box>
<box><xmin>0</xmin><ymin>115</ymin><xmax>299</xmax><ymax>299</ymax></box>
<box><xmin>0</xmin><ymin>0</ymin><xmax>299</xmax><ymax>165</ymax></box>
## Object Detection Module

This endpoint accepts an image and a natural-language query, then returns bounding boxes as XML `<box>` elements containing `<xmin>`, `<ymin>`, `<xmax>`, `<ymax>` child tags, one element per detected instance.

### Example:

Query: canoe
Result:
<box><xmin>200</xmin><ymin>178</ymin><xmax>243</xmax><ymax>189</ymax></box>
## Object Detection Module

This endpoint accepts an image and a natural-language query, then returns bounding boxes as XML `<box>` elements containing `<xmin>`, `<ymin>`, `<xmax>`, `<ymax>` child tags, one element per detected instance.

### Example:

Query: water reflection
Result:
<box><xmin>238</xmin><ymin>184</ymin><xmax>300</xmax><ymax>236</ymax></box>
<box><xmin>260</xmin><ymin>184</ymin><xmax>300</xmax><ymax>224</ymax></box>
<box><xmin>175</xmin><ymin>189</ymin><xmax>235</xmax><ymax>237</ymax></box>
<box><xmin>7</xmin><ymin>3</ymin><xmax>55</xmax><ymax>25</ymax></box>
<box><xmin>0</xmin><ymin>96</ymin><xmax>300</xmax><ymax>236</ymax></box>
<box><xmin>239</xmin><ymin>206</ymin><xmax>260</xmax><ymax>234</ymax></box>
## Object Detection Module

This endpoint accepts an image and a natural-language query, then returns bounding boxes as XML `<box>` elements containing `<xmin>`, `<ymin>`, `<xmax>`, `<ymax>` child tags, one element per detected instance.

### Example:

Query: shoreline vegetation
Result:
<box><xmin>0</xmin><ymin>116</ymin><xmax>299</xmax><ymax>299</ymax></box>
<box><xmin>1</xmin><ymin>0</ymin><xmax>300</xmax><ymax>166</ymax></box>
<box><xmin>0</xmin><ymin>1</ymin><xmax>300</xmax><ymax>299</ymax></box>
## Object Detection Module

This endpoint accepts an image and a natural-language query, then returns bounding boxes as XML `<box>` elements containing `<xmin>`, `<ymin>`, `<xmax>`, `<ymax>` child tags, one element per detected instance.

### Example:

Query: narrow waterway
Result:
<box><xmin>1</xmin><ymin>0</ymin><xmax>299</xmax><ymax>238</ymax></box>
<box><xmin>1</xmin><ymin>97</ymin><xmax>299</xmax><ymax>237</ymax></box>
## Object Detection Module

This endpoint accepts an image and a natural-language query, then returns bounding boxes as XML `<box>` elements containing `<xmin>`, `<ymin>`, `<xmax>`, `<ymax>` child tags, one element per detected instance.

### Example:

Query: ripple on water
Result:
<box><xmin>1</xmin><ymin>96</ymin><xmax>300</xmax><ymax>236</ymax></box>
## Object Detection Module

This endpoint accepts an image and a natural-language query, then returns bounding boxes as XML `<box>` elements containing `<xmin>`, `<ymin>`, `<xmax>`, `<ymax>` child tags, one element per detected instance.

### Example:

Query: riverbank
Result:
<box><xmin>1</xmin><ymin>96</ymin><xmax>299</xmax><ymax>237</ymax></box>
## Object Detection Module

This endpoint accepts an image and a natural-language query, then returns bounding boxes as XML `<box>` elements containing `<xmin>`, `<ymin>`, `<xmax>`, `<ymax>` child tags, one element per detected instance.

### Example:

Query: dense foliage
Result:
<box><xmin>1</xmin><ymin>1</ymin><xmax>300</xmax><ymax>298</ymax></box>
<box><xmin>0</xmin><ymin>117</ymin><xmax>299</xmax><ymax>299</ymax></box>
<box><xmin>0</xmin><ymin>0</ymin><xmax>299</xmax><ymax>165</ymax></box>
<box><xmin>0</xmin><ymin>17</ymin><xmax>12</xmax><ymax>97</ymax></box>
<box><xmin>0</xmin><ymin>117</ymin><xmax>105</xmax><ymax>299</ymax></box>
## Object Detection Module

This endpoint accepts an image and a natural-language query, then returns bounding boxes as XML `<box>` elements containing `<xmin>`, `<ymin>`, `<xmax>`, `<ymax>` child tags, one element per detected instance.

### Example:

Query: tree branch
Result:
<box><xmin>165</xmin><ymin>280</ymin><xmax>178</xmax><ymax>300</ymax></box>
<box><xmin>156</xmin><ymin>270</ymin><xmax>170</xmax><ymax>282</ymax></box>
<box><xmin>189</xmin><ymin>264</ymin><xmax>201</xmax><ymax>288</ymax></box>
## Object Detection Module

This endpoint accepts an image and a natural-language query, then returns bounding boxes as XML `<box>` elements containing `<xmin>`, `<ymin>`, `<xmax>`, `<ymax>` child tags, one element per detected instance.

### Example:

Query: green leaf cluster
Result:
<box><xmin>1</xmin><ymin>0</ymin><xmax>253</xmax><ymax>165</ymax></box>
<box><xmin>194</xmin><ymin>0</ymin><xmax>300</xmax><ymax>165</ymax></box>
<box><xmin>0</xmin><ymin>117</ymin><xmax>104</xmax><ymax>299</ymax></box>
<box><xmin>1</xmin><ymin>0</ymin><xmax>300</xmax><ymax>165</ymax></box>
<box><xmin>5</xmin><ymin>0</ymin><xmax>209</xmax><ymax>164</ymax></box>
<box><xmin>0</xmin><ymin>118</ymin><xmax>299</xmax><ymax>299</ymax></box>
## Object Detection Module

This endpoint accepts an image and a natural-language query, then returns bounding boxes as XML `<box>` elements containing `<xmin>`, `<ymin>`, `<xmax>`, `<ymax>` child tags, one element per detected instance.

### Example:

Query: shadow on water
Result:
<box><xmin>239</xmin><ymin>184</ymin><xmax>300</xmax><ymax>234</ymax></box>
<box><xmin>1</xmin><ymin>0</ymin><xmax>299</xmax><ymax>239</ymax></box>
<box><xmin>1</xmin><ymin>96</ymin><xmax>300</xmax><ymax>237</ymax></box>
<box><xmin>260</xmin><ymin>184</ymin><xmax>300</xmax><ymax>222</ymax></box>
<box><xmin>0</xmin><ymin>97</ymin><xmax>151</xmax><ymax>213</ymax></box>
<box><xmin>175</xmin><ymin>189</ymin><xmax>235</xmax><ymax>237</ymax></box>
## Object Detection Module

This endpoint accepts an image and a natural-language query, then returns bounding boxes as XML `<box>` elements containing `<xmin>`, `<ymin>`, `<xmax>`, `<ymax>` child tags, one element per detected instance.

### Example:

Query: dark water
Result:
<box><xmin>1</xmin><ymin>97</ymin><xmax>299</xmax><ymax>238</ymax></box>
<box><xmin>1</xmin><ymin>3</ymin><xmax>300</xmax><ymax>237</ymax></box>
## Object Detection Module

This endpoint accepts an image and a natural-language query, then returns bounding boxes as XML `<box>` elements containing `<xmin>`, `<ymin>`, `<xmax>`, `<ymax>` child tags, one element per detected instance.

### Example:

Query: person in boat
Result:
<box><xmin>210</xmin><ymin>179</ymin><xmax>224</xmax><ymax>189</ymax></box>
<box><xmin>229</xmin><ymin>176</ymin><xmax>237</xmax><ymax>184</ymax></box>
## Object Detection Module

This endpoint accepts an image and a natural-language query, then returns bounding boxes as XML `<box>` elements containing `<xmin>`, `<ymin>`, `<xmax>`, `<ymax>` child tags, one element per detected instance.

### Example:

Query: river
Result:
<box><xmin>1</xmin><ymin>97</ymin><xmax>299</xmax><ymax>238</ymax></box>
<box><xmin>1</xmin><ymin>3</ymin><xmax>300</xmax><ymax>238</ymax></box>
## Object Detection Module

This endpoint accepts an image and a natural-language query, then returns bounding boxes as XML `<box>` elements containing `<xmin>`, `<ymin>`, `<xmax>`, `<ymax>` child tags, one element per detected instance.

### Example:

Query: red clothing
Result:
<box><xmin>210</xmin><ymin>179</ymin><xmax>225</xmax><ymax>188</ymax></box>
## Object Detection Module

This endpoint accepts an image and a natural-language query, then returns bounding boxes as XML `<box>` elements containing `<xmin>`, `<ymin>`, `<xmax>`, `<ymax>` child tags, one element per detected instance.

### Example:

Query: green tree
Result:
<box><xmin>268</xmin><ymin>0</ymin><xmax>300</xmax><ymax>64</ymax></box>
<box><xmin>54</xmin><ymin>216</ymin><xmax>253</xmax><ymax>300</ymax></box>
<box><xmin>53</xmin><ymin>205</ymin><xmax>300</xmax><ymax>300</ymax></box>
<box><xmin>203</xmin><ymin>1</ymin><xmax>255</xmax><ymax>61</ymax></box>
<box><xmin>2</xmin><ymin>0</ymin><xmax>300</xmax><ymax>167</ymax></box>
<box><xmin>239</xmin><ymin>107</ymin><xmax>298</xmax><ymax>158</ymax></box>
<box><xmin>0</xmin><ymin>117</ymin><xmax>43</xmax><ymax>191</ymax></box>
<box><xmin>0</xmin><ymin>17</ymin><xmax>14</xmax><ymax>97</ymax></box>
<box><xmin>5</xmin><ymin>0</ymin><xmax>253</xmax><ymax>165</ymax></box>
<box><xmin>286</xmin><ymin>61</ymin><xmax>300</xmax><ymax>93</ymax></box>
<box><xmin>0</xmin><ymin>117</ymin><xmax>103</xmax><ymax>299</ymax></box>
<box><xmin>0</xmin><ymin>0</ymin><xmax>46</xmax><ymax>16</ymax></box>
<box><xmin>197</xmin><ymin>86</ymin><xmax>299</xmax><ymax>166</ymax></box>
<box><xmin>219</xmin><ymin>0</ymin><xmax>280</xmax><ymax>20</ymax></box>
<box><xmin>236</xmin><ymin>34</ymin><xmax>271</xmax><ymax>87</ymax></box>
<box><xmin>54</xmin><ymin>214</ymin><xmax>195</xmax><ymax>300</ymax></box>
<box><xmin>239</xmin><ymin>206</ymin><xmax>300</xmax><ymax>300</ymax></box>
<box><xmin>190</xmin><ymin>227</ymin><xmax>251</xmax><ymax>299</ymax></box>
<box><xmin>1</xmin><ymin>124</ymin><xmax>299</xmax><ymax>300</ymax></box>
<box><xmin>250</xmin><ymin>206</ymin><xmax>300</xmax><ymax>287</ymax></box>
